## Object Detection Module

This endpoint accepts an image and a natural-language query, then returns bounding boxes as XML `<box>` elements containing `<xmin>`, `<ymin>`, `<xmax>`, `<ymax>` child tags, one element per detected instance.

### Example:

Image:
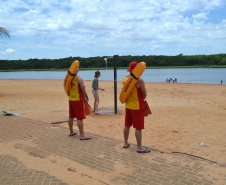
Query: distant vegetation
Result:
<box><xmin>0</xmin><ymin>54</ymin><xmax>226</xmax><ymax>71</ymax></box>
<box><xmin>0</xmin><ymin>27</ymin><xmax>10</xmax><ymax>38</ymax></box>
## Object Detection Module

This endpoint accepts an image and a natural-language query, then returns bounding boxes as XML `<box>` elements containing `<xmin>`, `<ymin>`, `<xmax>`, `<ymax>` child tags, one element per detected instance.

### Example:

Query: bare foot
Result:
<box><xmin>123</xmin><ymin>143</ymin><xmax>130</xmax><ymax>148</ymax></box>
<box><xmin>69</xmin><ymin>132</ymin><xmax>77</xmax><ymax>137</ymax></box>
<box><xmin>137</xmin><ymin>148</ymin><xmax>150</xmax><ymax>153</ymax></box>
<box><xmin>80</xmin><ymin>135</ymin><xmax>92</xmax><ymax>140</ymax></box>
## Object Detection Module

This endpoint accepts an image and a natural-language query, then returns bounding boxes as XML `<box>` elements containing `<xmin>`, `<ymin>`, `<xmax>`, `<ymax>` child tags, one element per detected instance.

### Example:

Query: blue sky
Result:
<box><xmin>0</xmin><ymin>0</ymin><xmax>226</xmax><ymax>60</ymax></box>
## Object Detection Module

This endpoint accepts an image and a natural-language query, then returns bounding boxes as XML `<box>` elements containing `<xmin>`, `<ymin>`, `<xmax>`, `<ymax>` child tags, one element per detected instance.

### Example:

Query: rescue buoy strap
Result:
<box><xmin>68</xmin><ymin>70</ymin><xmax>75</xmax><ymax>76</ymax></box>
<box><xmin>131</xmin><ymin>72</ymin><xmax>138</xmax><ymax>80</ymax></box>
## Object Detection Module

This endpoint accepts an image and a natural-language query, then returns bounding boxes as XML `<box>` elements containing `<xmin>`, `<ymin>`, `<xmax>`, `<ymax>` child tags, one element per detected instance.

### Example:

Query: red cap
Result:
<box><xmin>127</xmin><ymin>61</ymin><xmax>137</xmax><ymax>72</ymax></box>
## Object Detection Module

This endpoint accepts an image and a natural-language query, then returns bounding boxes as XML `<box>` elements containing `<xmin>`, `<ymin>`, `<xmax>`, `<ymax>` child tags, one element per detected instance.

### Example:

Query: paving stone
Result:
<box><xmin>187</xmin><ymin>178</ymin><xmax>203</xmax><ymax>184</ymax></box>
<box><xmin>0</xmin><ymin>155</ymin><xmax>68</xmax><ymax>185</ymax></box>
<box><xmin>147</xmin><ymin>177</ymin><xmax>161</xmax><ymax>184</ymax></box>
<box><xmin>125</xmin><ymin>178</ymin><xmax>138</xmax><ymax>184</ymax></box>
<box><xmin>179</xmin><ymin>179</ymin><xmax>194</xmax><ymax>185</ymax></box>
<box><xmin>1</xmin><ymin>116</ymin><xmax>226</xmax><ymax>185</ymax></box>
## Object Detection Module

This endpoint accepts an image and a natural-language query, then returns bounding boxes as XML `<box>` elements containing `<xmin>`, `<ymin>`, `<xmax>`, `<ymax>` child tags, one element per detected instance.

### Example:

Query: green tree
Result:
<box><xmin>0</xmin><ymin>27</ymin><xmax>10</xmax><ymax>38</ymax></box>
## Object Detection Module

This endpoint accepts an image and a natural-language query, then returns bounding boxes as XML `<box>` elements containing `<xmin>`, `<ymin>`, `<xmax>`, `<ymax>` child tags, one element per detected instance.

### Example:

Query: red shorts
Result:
<box><xmin>125</xmin><ymin>107</ymin><xmax>144</xmax><ymax>129</ymax></box>
<box><xmin>69</xmin><ymin>100</ymin><xmax>86</xmax><ymax>120</ymax></box>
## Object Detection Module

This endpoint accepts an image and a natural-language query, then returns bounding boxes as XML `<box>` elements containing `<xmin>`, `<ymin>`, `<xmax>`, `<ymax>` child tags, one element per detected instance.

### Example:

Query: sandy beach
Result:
<box><xmin>0</xmin><ymin>79</ymin><xmax>226</xmax><ymax>166</ymax></box>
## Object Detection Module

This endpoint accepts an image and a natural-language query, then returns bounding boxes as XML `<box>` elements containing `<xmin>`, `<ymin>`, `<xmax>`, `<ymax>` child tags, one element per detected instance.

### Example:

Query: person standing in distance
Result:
<box><xmin>92</xmin><ymin>70</ymin><xmax>105</xmax><ymax>115</ymax></box>
<box><xmin>68</xmin><ymin>72</ymin><xmax>91</xmax><ymax>140</ymax></box>
<box><xmin>123</xmin><ymin>61</ymin><xmax>150</xmax><ymax>153</ymax></box>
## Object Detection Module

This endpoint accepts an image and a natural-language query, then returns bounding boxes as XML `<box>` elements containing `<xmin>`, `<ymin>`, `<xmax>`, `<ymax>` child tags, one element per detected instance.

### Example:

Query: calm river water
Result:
<box><xmin>0</xmin><ymin>68</ymin><xmax>225</xmax><ymax>84</ymax></box>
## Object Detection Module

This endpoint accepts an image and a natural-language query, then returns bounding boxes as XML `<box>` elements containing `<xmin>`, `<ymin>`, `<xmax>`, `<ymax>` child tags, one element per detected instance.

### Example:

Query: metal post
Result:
<box><xmin>113</xmin><ymin>55</ymin><xmax>117</xmax><ymax>114</ymax></box>
<box><xmin>104</xmin><ymin>58</ymin><xmax>107</xmax><ymax>70</ymax></box>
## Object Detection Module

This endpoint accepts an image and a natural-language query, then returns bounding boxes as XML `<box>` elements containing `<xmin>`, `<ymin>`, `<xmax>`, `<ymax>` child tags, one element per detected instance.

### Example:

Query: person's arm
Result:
<box><xmin>93</xmin><ymin>78</ymin><xmax>104</xmax><ymax>91</ymax></box>
<box><xmin>96</xmin><ymin>87</ymin><xmax>105</xmax><ymax>91</ymax></box>
<box><xmin>137</xmin><ymin>78</ymin><xmax>147</xmax><ymax>99</ymax></box>
<box><xmin>77</xmin><ymin>76</ymin><xmax>88</xmax><ymax>101</ymax></box>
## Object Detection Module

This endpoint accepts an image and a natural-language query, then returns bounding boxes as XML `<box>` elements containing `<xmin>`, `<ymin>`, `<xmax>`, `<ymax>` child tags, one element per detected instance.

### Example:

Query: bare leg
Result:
<box><xmin>123</xmin><ymin>126</ymin><xmax>130</xmax><ymax>148</ymax></box>
<box><xmin>77</xmin><ymin>120</ymin><xmax>91</xmax><ymax>140</ymax></box>
<box><xmin>93</xmin><ymin>96</ymin><xmax>95</xmax><ymax>112</ymax></box>
<box><xmin>135</xmin><ymin>129</ymin><xmax>143</xmax><ymax>150</ymax></box>
<box><xmin>136</xmin><ymin>129</ymin><xmax>150</xmax><ymax>152</ymax></box>
<box><xmin>94</xmin><ymin>92</ymin><xmax>100</xmax><ymax>114</ymax></box>
<box><xmin>68</xmin><ymin>118</ymin><xmax>74</xmax><ymax>135</ymax></box>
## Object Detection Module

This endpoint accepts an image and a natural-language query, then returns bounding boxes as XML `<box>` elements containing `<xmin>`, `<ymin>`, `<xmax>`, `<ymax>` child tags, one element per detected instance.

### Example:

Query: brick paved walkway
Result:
<box><xmin>0</xmin><ymin>115</ymin><xmax>225</xmax><ymax>185</ymax></box>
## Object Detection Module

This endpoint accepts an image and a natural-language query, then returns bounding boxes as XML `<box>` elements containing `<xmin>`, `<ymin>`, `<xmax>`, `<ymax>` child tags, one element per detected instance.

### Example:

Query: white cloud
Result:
<box><xmin>2</xmin><ymin>48</ymin><xmax>16</xmax><ymax>54</ymax></box>
<box><xmin>0</xmin><ymin>0</ymin><xmax>225</xmax><ymax>60</ymax></box>
<box><xmin>192</xmin><ymin>12</ymin><xmax>208</xmax><ymax>20</ymax></box>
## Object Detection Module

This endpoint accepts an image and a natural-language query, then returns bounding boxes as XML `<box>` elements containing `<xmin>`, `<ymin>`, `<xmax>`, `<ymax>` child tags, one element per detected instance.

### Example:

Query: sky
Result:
<box><xmin>0</xmin><ymin>0</ymin><xmax>226</xmax><ymax>60</ymax></box>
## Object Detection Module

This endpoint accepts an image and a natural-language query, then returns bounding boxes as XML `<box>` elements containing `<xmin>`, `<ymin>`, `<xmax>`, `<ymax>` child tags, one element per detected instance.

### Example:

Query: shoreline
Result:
<box><xmin>0</xmin><ymin>79</ymin><xmax>224</xmax><ymax>85</ymax></box>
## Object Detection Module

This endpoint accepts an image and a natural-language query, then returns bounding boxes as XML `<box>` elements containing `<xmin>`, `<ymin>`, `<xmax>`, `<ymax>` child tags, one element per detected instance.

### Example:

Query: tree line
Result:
<box><xmin>0</xmin><ymin>54</ymin><xmax>226</xmax><ymax>70</ymax></box>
